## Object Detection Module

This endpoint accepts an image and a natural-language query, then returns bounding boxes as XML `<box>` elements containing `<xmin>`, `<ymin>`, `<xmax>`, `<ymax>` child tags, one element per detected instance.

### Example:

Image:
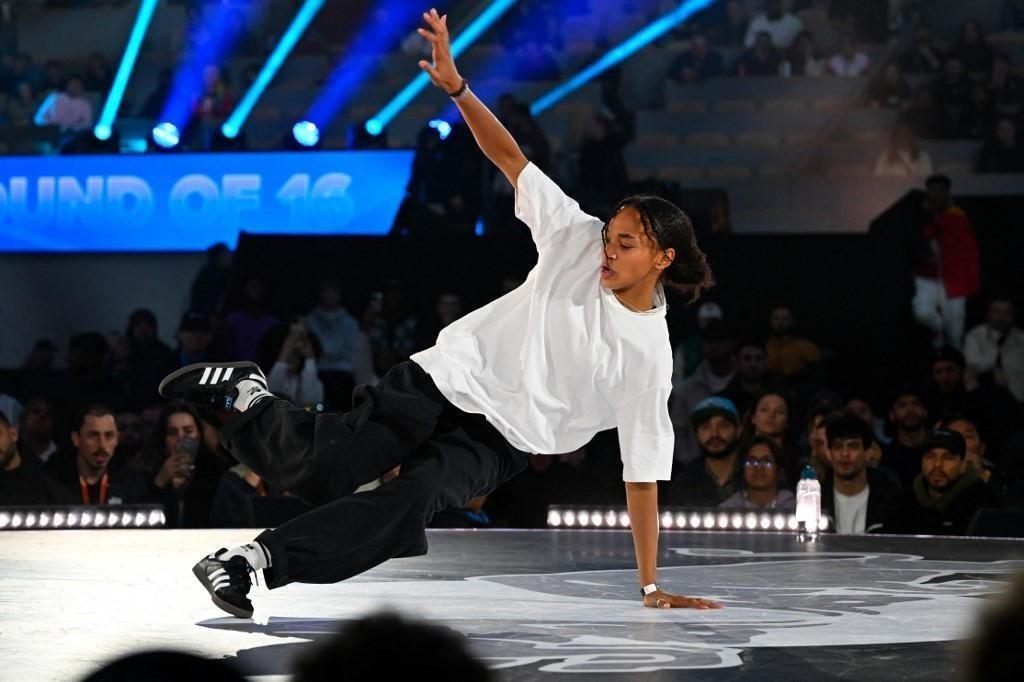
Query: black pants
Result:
<box><xmin>219</xmin><ymin>360</ymin><xmax>529</xmax><ymax>589</ymax></box>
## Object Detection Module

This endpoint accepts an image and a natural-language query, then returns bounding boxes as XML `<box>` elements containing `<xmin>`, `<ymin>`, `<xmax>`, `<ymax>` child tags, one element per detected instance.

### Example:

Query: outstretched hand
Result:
<box><xmin>643</xmin><ymin>589</ymin><xmax>723</xmax><ymax>610</ymax></box>
<box><xmin>417</xmin><ymin>8</ymin><xmax>462</xmax><ymax>93</ymax></box>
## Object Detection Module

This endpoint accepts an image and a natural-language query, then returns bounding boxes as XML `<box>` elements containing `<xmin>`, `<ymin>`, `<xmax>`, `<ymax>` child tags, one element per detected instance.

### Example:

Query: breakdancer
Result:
<box><xmin>160</xmin><ymin>8</ymin><xmax>721</xmax><ymax>618</ymax></box>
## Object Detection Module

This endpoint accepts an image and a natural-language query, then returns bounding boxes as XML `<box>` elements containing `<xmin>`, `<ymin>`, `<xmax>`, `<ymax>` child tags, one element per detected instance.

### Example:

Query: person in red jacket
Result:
<box><xmin>911</xmin><ymin>175</ymin><xmax>980</xmax><ymax>350</ymax></box>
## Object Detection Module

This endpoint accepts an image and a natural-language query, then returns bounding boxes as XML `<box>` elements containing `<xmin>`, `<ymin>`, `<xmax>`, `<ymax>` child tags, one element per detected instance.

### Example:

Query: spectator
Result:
<box><xmin>781</xmin><ymin>30</ymin><xmax>825</xmax><ymax>77</ymax></box>
<box><xmin>293</xmin><ymin>611</ymin><xmax>490</xmax><ymax>682</ymax></box>
<box><xmin>720</xmin><ymin>436</ymin><xmax>795</xmax><ymax>510</ymax></box>
<box><xmin>820</xmin><ymin>414</ymin><xmax>900</xmax><ymax>534</ymax></box>
<box><xmin>115</xmin><ymin>411</ymin><xmax>146</xmax><ymax>462</ymax></box>
<box><xmin>828</xmin><ymin>32</ymin><xmax>870</xmax><ymax>77</ymax></box>
<box><xmin>963</xmin><ymin>572</ymin><xmax>1024</xmax><ymax>682</ymax></box>
<box><xmin>670</xmin><ymin>320</ymin><xmax>737</xmax><ymax>463</ymax></box>
<box><xmin>81</xmin><ymin>650</ymin><xmax>246</xmax><ymax>682</ymax></box>
<box><xmin>36</xmin><ymin>74</ymin><xmax>92</xmax><ymax>132</ymax></box>
<box><xmin>976</xmin><ymin>117</ymin><xmax>1024</xmax><ymax>173</ymax></box>
<box><xmin>175</xmin><ymin>311</ymin><xmax>222</xmax><ymax>368</ymax></box>
<box><xmin>364</xmin><ymin>279</ymin><xmax>421</xmax><ymax>376</ymax></box>
<box><xmin>58</xmin><ymin>332</ymin><xmax>120</xmax><ymax>425</ymax></box>
<box><xmin>0</xmin><ymin>409</ymin><xmax>69</xmax><ymax>506</ymax></box>
<box><xmin>938</xmin><ymin>413</ymin><xmax>1008</xmax><ymax>502</ymax></box>
<box><xmin>1002</xmin><ymin>0</ymin><xmax>1024</xmax><ymax>28</ymax></box>
<box><xmin>869</xmin><ymin>63</ymin><xmax>912</xmax><ymax>109</ymax></box>
<box><xmin>123</xmin><ymin>308</ymin><xmax>175</xmax><ymax>410</ymax></box>
<box><xmin>883</xmin><ymin>385</ymin><xmax>931</xmax><ymax>489</ymax></box>
<box><xmin>949</xmin><ymin>20</ymin><xmax>995</xmax><ymax>78</ymax></box>
<box><xmin>669</xmin><ymin>33</ymin><xmax>724</xmax><ymax>83</ymax></box>
<box><xmin>577</xmin><ymin>80</ymin><xmax>633</xmax><ymax>218</ymax></box>
<box><xmin>964</xmin><ymin>296</ymin><xmax>1024</xmax><ymax>403</ymax></box>
<box><xmin>45</xmin><ymin>404</ymin><xmax>149</xmax><ymax>505</ymax></box>
<box><xmin>664</xmin><ymin>397</ymin><xmax>743</xmax><ymax>507</ymax></box>
<box><xmin>83</xmin><ymin>52</ymin><xmax>112</xmax><ymax>92</ymax></box>
<box><xmin>744</xmin><ymin>0</ymin><xmax>803</xmax><ymax>50</ymax></box>
<box><xmin>962</xmin><ymin>82</ymin><xmax>995</xmax><ymax>139</ymax></box>
<box><xmin>189</xmin><ymin>243</ymin><xmax>233</xmax><ymax>314</ymax></box>
<box><xmin>741</xmin><ymin>390</ymin><xmax>799</xmax><ymax>482</ymax></box>
<box><xmin>910</xmin><ymin>175</ymin><xmax>980</xmax><ymax>349</ymax></box>
<box><xmin>718</xmin><ymin>339</ymin><xmax>770</xmax><ymax>419</ymax></box>
<box><xmin>673</xmin><ymin>301</ymin><xmax>723</xmax><ymax>381</ymax></box>
<box><xmin>713</xmin><ymin>0</ymin><xmax>749</xmax><ymax>47</ymax></box>
<box><xmin>988</xmin><ymin>53</ymin><xmax>1023</xmax><ymax>117</ymax></box>
<box><xmin>931</xmin><ymin>57</ymin><xmax>972</xmax><ymax>138</ymax></box>
<box><xmin>417</xmin><ymin>292</ymin><xmax>466</xmax><ymax>348</ymax></box>
<box><xmin>306</xmin><ymin>277</ymin><xmax>367</xmax><ymax>411</ymax></box>
<box><xmin>735</xmin><ymin>31</ymin><xmax>783</xmax><ymax>77</ymax></box>
<box><xmin>845</xmin><ymin>393</ymin><xmax>891</xmax><ymax>447</ymax></box>
<box><xmin>133</xmin><ymin>402</ymin><xmax>231</xmax><ymax>528</ymax></box>
<box><xmin>928</xmin><ymin>345</ymin><xmax>1021</xmax><ymax>448</ymax></box>
<box><xmin>0</xmin><ymin>391</ymin><xmax>20</xmax><ymax>426</ymax></box>
<box><xmin>901</xmin><ymin>86</ymin><xmax>945</xmax><ymax>139</ymax></box>
<box><xmin>211</xmin><ymin>463</ymin><xmax>272</xmax><ymax>528</ymax></box>
<box><xmin>900</xmin><ymin>24</ymin><xmax>944</xmax><ymax>75</ymax></box>
<box><xmin>191</xmin><ymin>64</ymin><xmax>234</xmax><ymax>148</ymax></box>
<box><xmin>764</xmin><ymin>304</ymin><xmax>822</xmax><ymax>379</ymax></box>
<box><xmin>267</xmin><ymin>321</ymin><xmax>325</xmax><ymax>408</ymax></box>
<box><xmin>17</xmin><ymin>398</ymin><xmax>58</xmax><ymax>463</ymax></box>
<box><xmin>225</xmin><ymin>277</ymin><xmax>279</xmax><ymax>362</ymax></box>
<box><xmin>894</xmin><ymin>428</ymin><xmax>1001</xmax><ymax>535</ymax></box>
<box><xmin>41</xmin><ymin>59</ymin><xmax>63</xmax><ymax>94</ymax></box>
<box><xmin>873</xmin><ymin>123</ymin><xmax>934</xmax><ymax>177</ymax></box>
<box><xmin>804</xmin><ymin>406</ymin><xmax>836</xmax><ymax>480</ymax></box>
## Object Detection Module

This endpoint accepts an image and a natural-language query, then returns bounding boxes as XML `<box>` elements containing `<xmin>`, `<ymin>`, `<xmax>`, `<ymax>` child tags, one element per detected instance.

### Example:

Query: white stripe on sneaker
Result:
<box><xmin>211</xmin><ymin>367</ymin><xmax>223</xmax><ymax>384</ymax></box>
<box><xmin>199</xmin><ymin>367</ymin><xmax>212</xmax><ymax>385</ymax></box>
<box><xmin>222</xmin><ymin>367</ymin><xmax>233</xmax><ymax>382</ymax></box>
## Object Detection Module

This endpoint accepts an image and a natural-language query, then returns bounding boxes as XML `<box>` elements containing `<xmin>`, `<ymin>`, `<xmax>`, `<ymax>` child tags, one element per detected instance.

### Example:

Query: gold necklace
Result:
<box><xmin>613</xmin><ymin>290</ymin><xmax>651</xmax><ymax>313</ymax></box>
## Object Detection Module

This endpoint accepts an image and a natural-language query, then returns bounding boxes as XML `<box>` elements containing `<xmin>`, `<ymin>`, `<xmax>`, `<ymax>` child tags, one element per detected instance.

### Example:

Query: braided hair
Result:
<box><xmin>601</xmin><ymin>195</ymin><xmax>715</xmax><ymax>303</ymax></box>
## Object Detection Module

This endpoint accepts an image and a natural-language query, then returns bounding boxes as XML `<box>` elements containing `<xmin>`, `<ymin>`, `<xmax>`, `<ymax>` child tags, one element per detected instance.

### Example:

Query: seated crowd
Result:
<box><xmin>1</xmin><ymin>245</ymin><xmax>1022</xmax><ymax>536</ymax></box>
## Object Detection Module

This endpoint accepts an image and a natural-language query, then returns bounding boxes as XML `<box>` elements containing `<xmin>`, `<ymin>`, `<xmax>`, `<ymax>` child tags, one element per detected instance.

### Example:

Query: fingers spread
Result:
<box><xmin>417</xmin><ymin>27</ymin><xmax>438</xmax><ymax>42</ymax></box>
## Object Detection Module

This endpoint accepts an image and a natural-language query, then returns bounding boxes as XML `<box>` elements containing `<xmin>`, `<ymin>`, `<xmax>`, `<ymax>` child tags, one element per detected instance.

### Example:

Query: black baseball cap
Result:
<box><xmin>923</xmin><ymin>429</ymin><xmax>966</xmax><ymax>458</ymax></box>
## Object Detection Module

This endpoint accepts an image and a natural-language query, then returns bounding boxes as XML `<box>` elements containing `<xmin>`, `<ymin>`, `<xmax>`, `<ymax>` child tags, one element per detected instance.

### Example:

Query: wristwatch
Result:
<box><xmin>640</xmin><ymin>583</ymin><xmax>659</xmax><ymax>597</ymax></box>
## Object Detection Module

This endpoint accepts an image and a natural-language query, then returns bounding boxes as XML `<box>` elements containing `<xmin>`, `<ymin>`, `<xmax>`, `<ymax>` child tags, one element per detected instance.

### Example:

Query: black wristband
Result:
<box><xmin>447</xmin><ymin>78</ymin><xmax>469</xmax><ymax>98</ymax></box>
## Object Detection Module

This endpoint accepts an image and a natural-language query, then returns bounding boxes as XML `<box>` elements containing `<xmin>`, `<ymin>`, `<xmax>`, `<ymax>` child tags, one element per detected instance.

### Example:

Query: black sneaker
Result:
<box><xmin>192</xmin><ymin>548</ymin><xmax>256</xmax><ymax>618</ymax></box>
<box><xmin>159</xmin><ymin>361</ymin><xmax>268</xmax><ymax>412</ymax></box>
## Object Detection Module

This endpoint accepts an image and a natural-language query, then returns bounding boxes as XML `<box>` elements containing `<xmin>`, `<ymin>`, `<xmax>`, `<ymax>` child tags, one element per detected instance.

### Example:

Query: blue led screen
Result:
<box><xmin>0</xmin><ymin>150</ymin><xmax>414</xmax><ymax>251</ymax></box>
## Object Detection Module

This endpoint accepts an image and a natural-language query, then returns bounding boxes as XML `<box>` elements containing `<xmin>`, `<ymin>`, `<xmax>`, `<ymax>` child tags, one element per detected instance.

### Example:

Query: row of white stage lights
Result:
<box><xmin>547</xmin><ymin>506</ymin><xmax>831</xmax><ymax>533</ymax></box>
<box><xmin>0</xmin><ymin>505</ymin><xmax>166</xmax><ymax>530</ymax></box>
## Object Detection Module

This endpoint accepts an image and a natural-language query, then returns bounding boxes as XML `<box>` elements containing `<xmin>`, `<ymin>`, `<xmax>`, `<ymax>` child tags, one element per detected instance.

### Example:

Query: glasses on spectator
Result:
<box><xmin>744</xmin><ymin>458</ymin><xmax>775</xmax><ymax>469</ymax></box>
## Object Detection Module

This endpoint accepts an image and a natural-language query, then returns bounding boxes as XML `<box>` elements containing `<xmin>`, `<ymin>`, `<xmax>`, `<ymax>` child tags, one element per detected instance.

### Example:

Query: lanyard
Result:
<box><xmin>79</xmin><ymin>473</ymin><xmax>109</xmax><ymax>505</ymax></box>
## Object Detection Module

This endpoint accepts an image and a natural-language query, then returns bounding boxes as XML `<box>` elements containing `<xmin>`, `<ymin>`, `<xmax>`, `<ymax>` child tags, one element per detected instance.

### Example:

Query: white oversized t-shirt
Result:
<box><xmin>410</xmin><ymin>162</ymin><xmax>674</xmax><ymax>481</ymax></box>
<box><xmin>834</xmin><ymin>486</ymin><xmax>869</xmax><ymax>535</ymax></box>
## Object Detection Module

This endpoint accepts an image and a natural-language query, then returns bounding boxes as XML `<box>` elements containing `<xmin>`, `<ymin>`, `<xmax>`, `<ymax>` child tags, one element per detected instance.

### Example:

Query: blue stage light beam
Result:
<box><xmin>365</xmin><ymin>0</ymin><xmax>518</xmax><ymax>136</ymax></box>
<box><xmin>222</xmin><ymin>0</ymin><xmax>325</xmax><ymax>139</ymax></box>
<box><xmin>300</xmin><ymin>0</ymin><xmax>436</xmax><ymax>143</ymax></box>
<box><xmin>94</xmin><ymin>0</ymin><xmax>160</xmax><ymax>140</ymax></box>
<box><xmin>158</xmin><ymin>1</ymin><xmax>264</xmax><ymax>140</ymax></box>
<box><xmin>530</xmin><ymin>0</ymin><xmax>716</xmax><ymax>116</ymax></box>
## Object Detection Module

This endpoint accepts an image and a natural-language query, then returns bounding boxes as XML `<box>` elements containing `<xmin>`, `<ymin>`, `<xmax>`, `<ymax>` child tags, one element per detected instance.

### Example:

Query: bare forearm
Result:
<box><xmin>452</xmin><ymin>89</ymin><xmax>528</xmax><ymax>185</ymax></box>
<box><xmin>625</xmin><ymin>481</ymin><xmax>659</xmax><ymax>586</ymax></box>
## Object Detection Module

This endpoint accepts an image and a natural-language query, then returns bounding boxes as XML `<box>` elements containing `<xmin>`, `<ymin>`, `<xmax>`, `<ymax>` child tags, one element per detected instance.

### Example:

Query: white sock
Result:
<box><xmin>234</xmin><ymin>375</ymin><xmax>272</xmax><ymax>413</ymax></box>
<box><xmin>221</xmin><ymin>541</ymin><xmax>272</xmax><ymax>570</ymax></box>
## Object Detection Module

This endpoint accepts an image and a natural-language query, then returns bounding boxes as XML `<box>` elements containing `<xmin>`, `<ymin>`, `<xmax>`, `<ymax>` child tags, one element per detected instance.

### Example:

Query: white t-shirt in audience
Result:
<box><xmin>412</xmin><ymin>163</ymin><xmax>674</xmax><ymax>482</ymax></box>
<box><xmin>834</xmin><ymin>486</ymin><xmax>870</xmax><ymax>534</ymax></box>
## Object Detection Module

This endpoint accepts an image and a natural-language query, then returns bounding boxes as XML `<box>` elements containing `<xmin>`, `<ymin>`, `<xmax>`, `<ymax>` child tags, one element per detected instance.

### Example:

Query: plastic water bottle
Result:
<box><xmin>795</xmin><ymin>465</ymin><xmax>821</xmax><ymax>541</ymax></box>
